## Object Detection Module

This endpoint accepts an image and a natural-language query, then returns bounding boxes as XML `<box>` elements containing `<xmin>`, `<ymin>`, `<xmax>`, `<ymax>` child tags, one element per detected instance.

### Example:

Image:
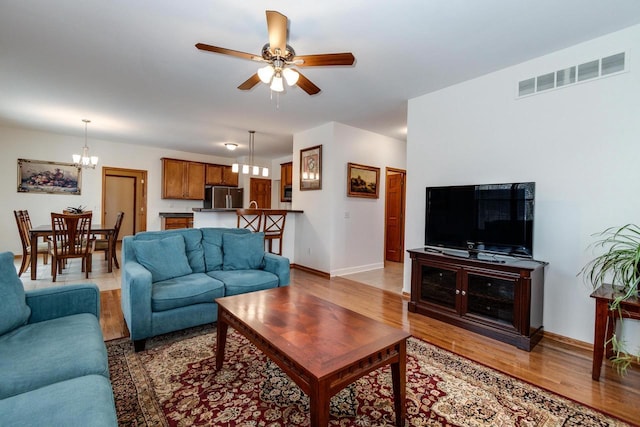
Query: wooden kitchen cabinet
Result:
<box><xmin>161</xmin><ymin>158</ymin><xmax>205</xmax><ymax>200</ymax></box>
<box><xmin>161</xmin><ymin>215</ymin><xmax>194</xmax><ymax>230</ymax></box>
<box><xmin>280</xmin><ymin>161</ymin><xmax>292</xmax><ymax>202</ymax></box>
<box><xmin>206</xmin><ymin>164</ymin><xmax>238</xmax><ymax>187</ymax></box>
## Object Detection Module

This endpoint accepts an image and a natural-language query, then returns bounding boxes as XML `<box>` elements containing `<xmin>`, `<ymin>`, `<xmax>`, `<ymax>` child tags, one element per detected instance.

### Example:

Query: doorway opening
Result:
<box><xmin>384</xmin><ymin>167</ymin><xmax>406</xmax><ymax>263</ymax></box>
<box><xmin>249</xmin><ymin>177</ymin><xmax>272</xmax><ymax>209</ymax></box>
<box><xmin>101</xmin><ymin>167</ymin><xmax>148</xmax><ymax>240</ymax></box>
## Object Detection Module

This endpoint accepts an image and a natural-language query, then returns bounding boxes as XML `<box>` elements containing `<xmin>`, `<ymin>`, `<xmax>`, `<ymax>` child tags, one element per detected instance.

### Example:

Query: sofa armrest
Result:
<box><xmin>25</xmin><ymin>284</ymin><xmax>100</xmax><ymax>324</ymax></box>
<box><xmin>263</xmin><ymin>253</ymin><xmax>290</xmax><ymax>286</ymax></box>
<box><xmin>121</xmin><ymin>261</ymin><xmax>154</xmax><ymax>340</ymax></box>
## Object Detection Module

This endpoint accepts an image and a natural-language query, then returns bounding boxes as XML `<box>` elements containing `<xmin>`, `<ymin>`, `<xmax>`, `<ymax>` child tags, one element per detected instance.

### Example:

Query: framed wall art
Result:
<box><xmin>17</xmin><ymin>158</ymin><xmax>82</xmax><ymax>195</ymax></box>
<box><xmin>347</xmin><ymin>162</ymin><xmax>380</xmax><ymax>198</ymax></box>
<box><xmin>300</xmin><ymin>145</ymin><xmax>322</xmax><ymax>191</ymax></box>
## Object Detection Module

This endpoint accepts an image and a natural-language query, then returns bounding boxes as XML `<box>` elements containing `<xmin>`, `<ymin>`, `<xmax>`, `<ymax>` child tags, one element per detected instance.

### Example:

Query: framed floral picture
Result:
<box><xmin>17</xmin><ymin>158</ymin><xmax>82</xmax><ymax>195</ymax></box>
<box><xmin>300</xmin><ymin>145</ymin><xmax>322</xmax><ymax>191</ymax></box>
<box><xmin>347</xmin><ymin>162</ymin><xmax>380</xmax><ymax>198</ymax></box>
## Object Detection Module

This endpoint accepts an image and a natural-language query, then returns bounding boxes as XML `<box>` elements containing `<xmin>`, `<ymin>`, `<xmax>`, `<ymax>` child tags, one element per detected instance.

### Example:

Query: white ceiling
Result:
<box><xmin>1</xmin><ymin>0</ymin><xmax>640</xmax><ymax>160</ymax></box>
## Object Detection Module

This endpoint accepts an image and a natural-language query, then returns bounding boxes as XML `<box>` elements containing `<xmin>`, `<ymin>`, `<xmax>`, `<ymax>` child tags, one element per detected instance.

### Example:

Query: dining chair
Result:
<box><xmin>49</xmin><ymin>212</ymin><xmax>94</xmax><ymax>282</ymax></box>
<box><xmin>13</xmin><ymin>210</ymin><xmax>49</xmax><ymax>277</ymax></box>
<box><xmin>263</xmin><ymin>210</ymin><xmax>287</xmax><ymax>255</ymax></box>
<box><xmin>236</xmin><ymin>209</ymin><xmax>263</xmax><ymax>232</ymax></box>
<box><xmin>94</xmin><ymin>211</ymin><xmax>124</xmax><ymax>269</ymax></box>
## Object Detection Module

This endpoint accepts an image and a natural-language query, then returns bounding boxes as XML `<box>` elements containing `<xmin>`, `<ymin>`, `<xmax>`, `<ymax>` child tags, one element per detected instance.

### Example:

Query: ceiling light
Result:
<box><xmin>232</xmin><ymin>131</ymin><xmax>269</xmax><ymax>177</ymax></box>
<box><xmin>72</xmin><ymin>119</ymin><xmax>98</xmax><ymax>169</ymax></box>
<box><xmin>270</xmin><ymin>74</ymin><xmax>284</xmax><ymax>92</ymax></box>
<box><xmin>282</xmin><ymin>68</ymin><xmax>299</xmax><ymax>86</ymax></box>
<box><xmin>225</xmin><ymin>143</ymin><xmax>238</xmax><ymax>151</ymax></box>
<box><xmin>258</xmin><ymin>65</ymin><xmax>275</xmax><ymax>84</ymax></box>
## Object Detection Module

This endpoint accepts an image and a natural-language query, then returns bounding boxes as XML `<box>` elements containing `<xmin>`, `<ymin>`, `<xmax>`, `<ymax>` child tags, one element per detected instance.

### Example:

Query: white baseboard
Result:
<box><xmin>331</xmin><ymin>262</ymin><xmax>385</xmax><ymax>277</ymax></box>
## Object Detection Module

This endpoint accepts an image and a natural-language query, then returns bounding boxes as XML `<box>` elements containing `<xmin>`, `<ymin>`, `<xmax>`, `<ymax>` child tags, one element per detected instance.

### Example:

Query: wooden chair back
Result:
<box><xmin>95</xmin><ymin>211</ymin><xmax>125</xmax><ymax>269</ymax></box>
<box><xmin>236</xmin><ymin>209</ymin><xmax>263</xmax><ymax>232</ymax></box>
<box><xmin>263</xmin><ymin>210</ymin><xmax>287</xmax><ymax>255</ymax></box>
<box><xmin>50</xmin><ymin>211</ymin><xmax>94</xmax><ymax>281</ymax></box>
<box><xmin>14</xmin><ymin>210</ymin><xmax>49</xmax><ymax>276</ymax></box>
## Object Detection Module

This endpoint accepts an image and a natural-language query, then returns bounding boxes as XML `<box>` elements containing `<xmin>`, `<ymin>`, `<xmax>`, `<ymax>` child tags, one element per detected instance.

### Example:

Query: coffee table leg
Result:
<box><xmin>391</xmin><ymin>340</ymin><xmax>407</xmax><ymax>426</ymax></box>
<box><xmin>216</xmin><ymin>315</ymin><xmax>229</xmax><ymax>371</ymax></box>
<box><xmin>309</xmin><ymin>380</ymin><xmax>330</xmax><ymax>427</ymax></box>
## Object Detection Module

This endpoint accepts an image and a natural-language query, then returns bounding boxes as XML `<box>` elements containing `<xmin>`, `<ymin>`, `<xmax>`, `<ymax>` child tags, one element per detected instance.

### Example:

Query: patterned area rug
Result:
<box><xmin>108</xmin><ymin>325</ymin><xmax>630</xmax><ymax>426</ymax></box>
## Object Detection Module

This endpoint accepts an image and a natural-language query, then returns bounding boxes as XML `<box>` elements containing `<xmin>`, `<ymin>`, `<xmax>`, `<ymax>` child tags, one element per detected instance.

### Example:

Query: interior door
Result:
<box><xmin>102</xmin><ymin>167</ymin><xmax>147</xmax><ymax>238</ymax></box>
<box><xmin>385</xmin><ymin>168</ymin><xmax>406</xmax><ymax>262</ymax></box>
<box><xmin>249</xmin><ymin>178</ymin><xmax>272</xmax><ymax>209</ymax></box>
<box><xmin>104</xmin><ymin>176</ymin><xmax>135</xmax><ymax>238</ymax></box>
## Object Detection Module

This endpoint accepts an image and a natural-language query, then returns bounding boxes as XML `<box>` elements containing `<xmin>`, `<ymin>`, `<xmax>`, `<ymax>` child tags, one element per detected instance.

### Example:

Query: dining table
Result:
<box><xmin>29</xmin><ymin>223</ymin><xmax>116</xmax><ymax>280</ymax></box>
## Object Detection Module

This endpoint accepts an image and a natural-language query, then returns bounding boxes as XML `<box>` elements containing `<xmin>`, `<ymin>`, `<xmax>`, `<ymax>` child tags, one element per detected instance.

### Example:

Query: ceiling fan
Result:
<box><xmin>196</xmin><ymin>10</ymin><xmax>355</xmax><ymax>95</ymax></box>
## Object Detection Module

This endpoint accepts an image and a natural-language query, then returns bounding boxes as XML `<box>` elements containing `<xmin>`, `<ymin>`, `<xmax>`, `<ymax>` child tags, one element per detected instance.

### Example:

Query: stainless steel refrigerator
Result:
<box><xmin>204</xmin><ymin>186</ymin><xmax>244</xmax><ymax>209</ymax></box>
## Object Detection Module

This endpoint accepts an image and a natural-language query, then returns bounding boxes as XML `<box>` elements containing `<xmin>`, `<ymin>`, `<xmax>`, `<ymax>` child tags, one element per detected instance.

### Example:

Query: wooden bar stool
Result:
<box><xmin>236</xmin><ymin>209</ymin><xmax>263</xmax><ymax>232</ymax></box>
<box><xmin>263</xmin><ymin>210</ymin><xmax>287</xmax><ymax>255</ymax></box>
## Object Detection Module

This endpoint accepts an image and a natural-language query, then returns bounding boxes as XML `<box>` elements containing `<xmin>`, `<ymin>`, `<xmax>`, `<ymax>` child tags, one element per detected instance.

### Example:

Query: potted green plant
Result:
<box><xmin>580</xmin><ymin>223</ymin><xmax>640</xmax><ymax>374</ymax></box>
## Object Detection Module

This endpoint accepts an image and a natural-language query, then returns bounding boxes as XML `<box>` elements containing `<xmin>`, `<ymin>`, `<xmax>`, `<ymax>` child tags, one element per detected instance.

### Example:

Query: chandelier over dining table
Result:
<box><xmin>72</xmin><ymin>119</ymin><xmax>98</xmax><ymax>169</ymax></box>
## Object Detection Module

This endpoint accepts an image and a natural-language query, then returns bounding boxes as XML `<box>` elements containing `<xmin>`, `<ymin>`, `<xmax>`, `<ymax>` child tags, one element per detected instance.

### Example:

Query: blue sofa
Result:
<box><xmin>121</xmin><ymin>227</ymin><xmax>290</xmax><ymax>351</ymax></box>
<box><xmin>0</xmin><ymin>251</ymin><xmax>117</xmax><ymax>427</ymax></box>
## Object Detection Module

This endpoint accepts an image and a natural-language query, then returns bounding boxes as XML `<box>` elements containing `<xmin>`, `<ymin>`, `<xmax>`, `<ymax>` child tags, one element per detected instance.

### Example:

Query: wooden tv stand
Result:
<box><xmin>408</xmin><ymin>248</ymin><xmax>547</xmax><ymax>351</ymax></box>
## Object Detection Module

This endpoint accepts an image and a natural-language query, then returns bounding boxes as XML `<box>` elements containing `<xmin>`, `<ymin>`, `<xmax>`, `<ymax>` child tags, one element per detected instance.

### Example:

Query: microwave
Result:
<box><xmin>282</xmin><ymin>185</ymin><xmax>292</xmax><ymax>202</ymax></box>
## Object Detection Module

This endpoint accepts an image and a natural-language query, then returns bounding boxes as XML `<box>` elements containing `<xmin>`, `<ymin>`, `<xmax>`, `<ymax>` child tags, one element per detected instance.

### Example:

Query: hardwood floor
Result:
<box><xmin>18</xmin><ymin>253</ymin><xmax>640</xmax><ymax>424</ymax></box>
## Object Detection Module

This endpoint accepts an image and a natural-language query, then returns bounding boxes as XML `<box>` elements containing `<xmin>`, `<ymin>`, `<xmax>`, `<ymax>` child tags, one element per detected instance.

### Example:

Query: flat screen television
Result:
<box><xmin>425</xmin><ymin>182</ymin><xmax>535</xmax><ymax>258</ymax></box>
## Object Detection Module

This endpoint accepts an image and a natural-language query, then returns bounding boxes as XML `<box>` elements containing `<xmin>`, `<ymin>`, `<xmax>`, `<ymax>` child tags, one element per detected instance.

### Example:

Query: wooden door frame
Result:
<box><xmin>101</xmin><ymin>167</ymin><xmax>148</xmax><ymax>234</ymax></box>
<box><xmin>384</xmin><ymin>167</ymin><xmax>406</xmax><ymax>262</ymax></box>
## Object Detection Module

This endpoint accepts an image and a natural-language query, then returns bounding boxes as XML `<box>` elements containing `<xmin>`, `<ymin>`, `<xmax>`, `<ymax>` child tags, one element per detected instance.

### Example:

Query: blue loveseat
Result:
<box><xmin>0</xmin><ymin>251</ymin><xmax>117</xmax><ymax>427</ymax></box>
<box><xmin>121</xmin><ymin>227</ymin><xmax>290</xmax><ymax>351</ymax></box>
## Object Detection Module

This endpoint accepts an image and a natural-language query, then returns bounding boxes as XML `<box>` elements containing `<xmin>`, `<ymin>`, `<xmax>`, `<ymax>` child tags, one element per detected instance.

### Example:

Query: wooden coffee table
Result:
<box><xmin>215</xmin><ymin>286</ymin><xmax>410</xmax><ymax>426</ymax></box>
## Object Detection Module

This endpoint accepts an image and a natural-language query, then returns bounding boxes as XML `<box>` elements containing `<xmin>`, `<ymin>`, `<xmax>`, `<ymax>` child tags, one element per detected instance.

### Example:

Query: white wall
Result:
<box><xmin>1</xmin><ymin>125</ymin><xmax>237</xmax><ymax>255</ymax></box>
<box><xmin>292</xmin><ymin>122</ymin><xmax>406</xmax><ymax>276</ymax></box>
<box><xmin>405</xmin><ymin>24</ymin><xmax>640</xmax><ymax>347</ymax></box>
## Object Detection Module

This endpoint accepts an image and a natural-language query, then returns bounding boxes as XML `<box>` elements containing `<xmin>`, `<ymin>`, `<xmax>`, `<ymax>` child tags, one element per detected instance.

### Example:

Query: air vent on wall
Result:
<box><xmin>518</xmin><ymin>52</ymin><xmax>626</xmax><ymax>97</ymax></box>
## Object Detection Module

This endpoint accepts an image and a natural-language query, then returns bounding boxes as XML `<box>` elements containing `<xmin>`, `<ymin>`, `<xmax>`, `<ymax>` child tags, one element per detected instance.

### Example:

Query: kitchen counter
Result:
<box><xmin>192</xmin><ymin>208</ymin><xmax>303</xmax><ymax>213</ymax></box>
<box><xmin>159</xmin><ymin>212</ymin><xmax>194</xmax><ymax>217</ymax></box>
<box><xmin>192</xmin><ymin>209</ymin><xmax>304</xmax><ymax>261</ymax></box>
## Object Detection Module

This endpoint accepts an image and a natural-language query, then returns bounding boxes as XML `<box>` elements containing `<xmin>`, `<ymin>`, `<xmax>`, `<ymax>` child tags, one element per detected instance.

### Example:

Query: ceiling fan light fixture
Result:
<box><xmin>270</xmin><ymin>74</ymin><xmax>284</xmax><ymax>92</ymax></box>
<box><xmin>225</xmin><ymin>143</ymin><xmax>238</xmax><ymax>151</ymax></box>
<box><xmin>282</xmin><ymin>68</ymin><xmax>299</xmax><ymax>86</ymax></box>
<box><xmin>258</xmin><ymin>65</ymin><xmax>275</xmax><ymax>84</ymax></box>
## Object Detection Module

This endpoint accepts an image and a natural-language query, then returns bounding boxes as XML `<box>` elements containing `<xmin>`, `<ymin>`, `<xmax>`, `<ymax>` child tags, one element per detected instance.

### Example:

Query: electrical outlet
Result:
<box><xmin>344</xmin><ymin>211</ymin><xmax>350</xmax><ymax>219</ymax></box>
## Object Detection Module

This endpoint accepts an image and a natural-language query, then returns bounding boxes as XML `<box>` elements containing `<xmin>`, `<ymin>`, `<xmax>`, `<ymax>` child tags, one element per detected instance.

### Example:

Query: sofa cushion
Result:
<box><xmin>152</xmin><ymin>273</ymin><xmax>225</xmax><ymax>312</ymax></box>
<box><xmin>222</xmin><ymin>232</ymin><xmax>265</xmax><ymax>271</ymax></box>
<box><xmin>0</xmin><ymin>313</ymin><xmax>108</xmax><ymax>399</ymax></box>
<box><xmin>202</xmin><ymin>227</ymin><xmax>251</xmax><ymax>271</ymax></box>
<box><xmin>133</xmin><ymin>228</ymin><xmax>205</xmax><ymax>273</ymax></box>
<box><xmin>0</xmin><ymin>252</ymin><xmax>31</xmax><ymax>336</ymax></box>
<box><xmin>209</xmin><ymin>269</ymin><xmax>279</xmax><ymax>296</ymax></box>
<box><xmin>133</xmin><ymin>235</ymin><xmax>193</xmax><ymax>282</ymax></box>
<box><xmin>0</xmin><ymin>374</ymin><xmax>117</xmax><ymax>427</ymax></box>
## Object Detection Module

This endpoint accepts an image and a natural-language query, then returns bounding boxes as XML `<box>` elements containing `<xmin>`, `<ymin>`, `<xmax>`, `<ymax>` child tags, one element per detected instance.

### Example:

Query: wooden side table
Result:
<box><xmin>590</xmin><ymin>284</ymin><xmax>640</xmax><ymax>380</ymax></box>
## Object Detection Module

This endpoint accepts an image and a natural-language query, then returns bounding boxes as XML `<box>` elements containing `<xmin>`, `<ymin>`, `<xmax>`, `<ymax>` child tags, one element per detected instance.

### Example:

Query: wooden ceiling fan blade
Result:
<box><xmin>296</xmin><ymin>71</ymin><xmax>321</xmax><ymax>95</ymax></box>
<box><xmin>266</xmin><ymin>10</ymin><xmax>287</xmax><ymax>55</ymax></box>
<box><xmin>195</xmin><ymin>43</ymin><xmax>260</xmax><ymax>61</ymax></box>
<box><xmin>293</xmin><ymin>53</ymin><xmax>355</xmax><ymax>67</ymax></box>
<box><xmin>238</xmin><ymin>74</ymin><xmax>261</xmax><ymax>90</ymax></box>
